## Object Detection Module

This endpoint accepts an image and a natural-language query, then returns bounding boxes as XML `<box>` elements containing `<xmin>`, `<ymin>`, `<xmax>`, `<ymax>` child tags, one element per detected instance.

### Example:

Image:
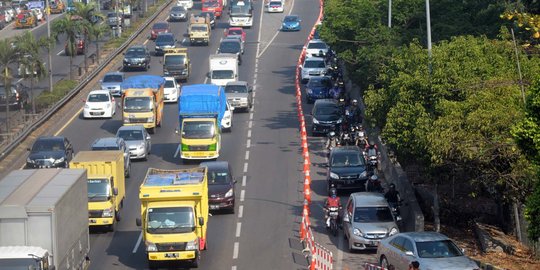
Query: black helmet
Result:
<box><xmin>329</xmin><ymin>187</ymin><xmax>337</xmax><ymax>197</ymax></box>
<box><xmin>389</xmin><ymin>183</ymin><xmax>396</xmax><ymax>189</ymax></box>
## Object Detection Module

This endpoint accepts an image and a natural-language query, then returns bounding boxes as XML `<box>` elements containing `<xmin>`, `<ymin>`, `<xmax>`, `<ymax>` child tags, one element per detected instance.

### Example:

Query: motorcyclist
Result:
<box><xmin>347</xmin><ymin>99</ymin><xmax>362</xmax><ymax>125</ymax></box>
<box><xmin>364</xmin><ymin>140</ymin><xmax>378</xmax><ymax>153</ymax></box>
<box><xmin>384</xmin><ymin>183</ymin><xmax>401</xmax><ymax>205</ymax></box>
<box><xmin>366</xmin><ymin>173</ymin><xmax>383</xmax><ymax>192</ymax></box>
<box><xmin>324</xmin><ymin>185</ymin><xmax>342</xmax><ymax>228</ymax></box>
<box><xmin>325</xmin><ymin>131</ymin><xmax>338</xmax><ymax>151</ymax></box>
<box><xmin>355</xmin><ymin>124</ymin><xmax>368</xmax><ymax>147</ymax></box>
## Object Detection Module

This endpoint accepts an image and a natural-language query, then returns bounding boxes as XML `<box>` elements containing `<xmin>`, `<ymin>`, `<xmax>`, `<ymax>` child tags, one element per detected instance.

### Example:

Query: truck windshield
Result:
<box><xmin>230</xmin><ymin>4</ymin><xmax>252</xmax><ymax>16</ymax></box>
<box><xmin>87</xmin><ymin>179</ymin><xmax>111</xmax><ymax>202</ymax></box>
<box><xmin>0</xmin><ymin>258</ymin><xmax>41</xmax><ymax>270</ymax></box>
<box><xmin>165</xmin><ymin>55</ymin><xmax>186</xmax><ymax>66</ymax></box>
<box><xmin>147</xmin><ymin>207</ymin><xmax>195</xmax><ymax>234</ymax></box>
<box><xmin>212</xmin><ymin>70</ymin><xmax>234</xmax><ymax>79</ymax></box>
<box><xmin>124</xmin><ymin>97</ymin><xmax>152</xmax><ymax>112</ymax></box>
<box><xmin>182</xmin><ymin>121</ymin><xmax>215</xmax><ymax>139</ymax></box>
<box><xmin>191</xmin><ymin>25</ymin><xmax>208</xmax><ymax>32</ymax></box>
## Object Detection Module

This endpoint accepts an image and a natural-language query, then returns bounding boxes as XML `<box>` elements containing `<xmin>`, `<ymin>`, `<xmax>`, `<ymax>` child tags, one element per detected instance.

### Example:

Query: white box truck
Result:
<box><xmin>209</xmin><ymin>53</ymin><xmax>238</xmax><ymax>86</ymax></box>
<box><xmin>0</xmin><ymin>169</ymin><xmax>90</xmax><ymax>270</ymax></box>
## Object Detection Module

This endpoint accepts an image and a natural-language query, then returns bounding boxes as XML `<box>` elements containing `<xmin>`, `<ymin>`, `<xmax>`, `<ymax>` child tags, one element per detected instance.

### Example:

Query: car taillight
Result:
<box><xmin>15</xmin><ymin>92</ymin><xmax>19</xmax><ymax>101</ymax></box>
<box><xmin>151</xmin><ymin>30</ymin><xmax>155</xmax><ymax>35</ymax></box>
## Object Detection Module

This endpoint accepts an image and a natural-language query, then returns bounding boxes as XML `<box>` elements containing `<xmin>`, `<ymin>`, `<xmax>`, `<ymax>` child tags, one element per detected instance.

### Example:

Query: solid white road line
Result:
<box><xmin>233</xmin><ymin>242</ymin><xmax>239</xmax><ymax>259</ymax></box>
<box><xmin>56</xmin><ymin>50</ymin><xmax>64</xmax><ymax>56</ymax></box>
<box><xmin>143</xmin><ymin>38</ymin><xmax>149</xmax><ymax>45</ymax></box>
<box><xmin>240</xmin><ymin>190</ymin><xmax>245</xmax><ymax>202</ymax></box>
<box><xmin>54</xmin><ymin>108</ymin><xmax>83</xmax><ymax>136</ymax></box>
<box><xmin>235</xmin><ymin>222</ymin><xmax>242</xmax><ymax>237</ymax></box>
<box><xmin>173</xmin><ymin>144</ymin><xmax>181</xmax><ymax>158</ymax></box>
<box><xmin>238</xmin><ymin>205</ymin><xmax>244</xmax><ymax>218</ymax></box>
<box><xmin>257</xmin><ymin>0</ymin><xmax>296</xmax><ymax>58</ymax></box>
<box><xmin>132</xmin><ymin>231</ymin><xmax>143</xmax><ymax>253</ymax></box>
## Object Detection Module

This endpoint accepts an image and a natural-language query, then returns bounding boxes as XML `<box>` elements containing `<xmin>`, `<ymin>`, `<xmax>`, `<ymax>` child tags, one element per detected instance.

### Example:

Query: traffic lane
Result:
<box><xmin>0</xmin><ymin>13</ymin><xmax>64</xmax><ymax>40</ymax></box>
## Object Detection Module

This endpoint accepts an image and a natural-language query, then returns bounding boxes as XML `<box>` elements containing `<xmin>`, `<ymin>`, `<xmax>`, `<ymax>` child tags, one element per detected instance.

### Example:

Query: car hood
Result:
<box><xmin>125</xmin><ymin>140</ymin><xmax>145</xmax><ymax>149</ymax></box>
<box><xmin>156</xmin><ymin>41</ymin><xmax>175</xmax><ymax>47</ymax></box>
<box><xmin>284</xmin><ymin>21</ymin><xmax>299</xmax><ymax>26</ymax></box>
<box><xmin>164</xmin><ymin>87</ymin><xmax>177</xmax><ymax>94</ymax></box>
<box><xmin>226</xmin><ymin>93</ymin><xmax>248</xmax><ymax>99</ymax></box>
<box><xmin>352</xmin><ymin>221</ymin><xmax>397</xmax><ymax>235</ymax></box>
<box><xmin>209</xmin><ymin>184</ymin><xmax>232</xmax><ymax>197</ymax></box>
<box><xmin>419</xmin><ymin>256</ymin><xmax>479</xmax><ymax>270</ymax></box>
<box><xmin>101</xmin><ymin>82</ymin><xmax>122</xmax><ymax>89</ymax></box>
<box><xmin>28</xmin><ymin>151</ymin><xmax>65</xmax><ymax>160</ymax></box>
<box><xmin>313</xmin><ymin>113</ymin><xmax>340</xmax><ymax>122</ymax></box>
<box><xmin>303</xmin><ymin>67</ymin><xmax>326</xmax><ymax>73</ymax></box>
<box><xmin>330</xmin><ymin>165</ymin><xmax>367</xmax><ymax>175</ymax></box>
<box><xmin>306</xmin><ymin>86</ymin><xmax>330</xmax><ymax>95</ymax></box>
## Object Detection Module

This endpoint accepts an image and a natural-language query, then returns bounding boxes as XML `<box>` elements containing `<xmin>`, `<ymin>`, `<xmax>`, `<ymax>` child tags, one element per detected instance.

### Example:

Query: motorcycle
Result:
<box><xmin>388</xmin><ymin>201</ymin><xmax>403</xmax><ymax>222</ymax></box>
<box><xmin>355</xmin><ymin>126</ymin><xmax>367</xmax><ymax>148</ymax></box>
<box><xmin>365</xmin><ymin>173</ymin><xmax>383</xmax><ymax>193</ymax></box>
<box><xmin>326</xmin><ymin>206</ymin><xmax>340</xmax><ymax>236</ymax></box>
<box><xmin>365</xmin><ymin>147</ymin><xmax>379</xmax><ymax>172</ymax></box>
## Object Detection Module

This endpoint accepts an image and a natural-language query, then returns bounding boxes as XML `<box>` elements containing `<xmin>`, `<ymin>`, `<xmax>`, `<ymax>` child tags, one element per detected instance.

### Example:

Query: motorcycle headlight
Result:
<box><xmin>389</xmin><ymin>227</ymin><xmax>398</xmax><ymax>236</ymax></box>
<box><xmin>360</xmin><ymin>171</ymin><xmax>367</xmax><ymax>178</ymax></box>
<box><xmin>225</xmin><ymin>188</ymin><xmax>233</xmax><ymax>198</ymax></box>
<box><xmin>312</xmin><ymin>118</ymin><xmax>319</xmax><ymax>124</ymax></box>
<box><xmin>53</xmin><ymin>157</ymin><xmax>65</xmax><ymax>164</ymax></box>
<box><xmin>353</xmin><ymin>228</ymin><xmax>363</xmax><ymax>237</ymax></box>
<box><xmin>146</xmin><ymin>241</ymin><xmax>157</xmax><ymax>252</ymax></box>
<box><xmin>102</xmin><ymin>207</ymin><xmax>114</xmax><ymax>217</ymax></box>
<box><xmin>329</xmin><ymin>172</ymin><xmax>339</xmax><ymax>179</ymax></box>
<box><xmin>186</xmin><ymin>239</ymin><xmax>199</xmax><ymax>251</ymax></box>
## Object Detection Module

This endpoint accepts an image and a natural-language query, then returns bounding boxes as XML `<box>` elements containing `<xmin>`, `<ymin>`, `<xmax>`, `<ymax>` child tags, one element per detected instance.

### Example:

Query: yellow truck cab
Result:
<box><xmin>121</xmin><ymin>75</ymin><xmax>165</xmax><ymax>134</ymax></box>
<box><xmin>163</xmin><ymin>48</ymin><xmax>191</xmax><ymax>82</ymax></box>
<box><xmin>188</xmin><ymin>14</ymin><xmax>211</xmax><ymax>46</ymax></box>
<box><xmin>136</xmin><ymin>167</ymin><xmax>209</xmax><ymax>268</ymax></box>
<box><xmin>70</xmin><ymin>151</ymin><xmax>126</xmax><ymax>232</ymax></box>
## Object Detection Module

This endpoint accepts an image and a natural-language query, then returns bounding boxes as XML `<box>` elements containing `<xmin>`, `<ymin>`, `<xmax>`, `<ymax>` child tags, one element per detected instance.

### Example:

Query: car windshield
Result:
<box><xmin>107</xmin><ymin>13</ymin><xmax>118</xmax><ymax>18</ymax></box>
<box><xmin>165</xmin><ymin>55</ymin><xmax>186</xmax><ymax>65</ymax></box>
<box><xmin>225</xmin><ymin>85</ymin><xmax>247</xmax><ymax>93</ymax></box>
<box><xmin>103</xmin><ymin>74</ymin><xmax>123</xmax><ymax>83</ymax></box>
<box><xmin>308</xmin><ymin>78</ymin><xmax>331</xmax><ymax>88</ymax></box>
<box><xmin>153</xmin><ymin>23</ymin><xmax>168</xmax><ymax>29</ymax></box>
<box><xmin>315</xmin><ymin>105</ymin><xmax>340</xmax><ymax>116</ymax></box>
<box><xmin>124</xmin><ymin>97</ymin><xmax>152</xmax><ymax>112</ymax></box>
<box><xmin>220</xmin><ymin>41</ymin><xmax>240</xmax><ymax>53</ymax></box>
<box><xmin>171</xmin><ymin>6</ymin><xmax>184</xmax><ymax>12</ymax></box>
<box><xmin>229</xmin><ymin>29</ymin><xmax>242</xmax><ymax>35</ymax></box>
<box><xmin>117</xmin><ymin>129</ymin><xmax>144</xmax><ymax>141</ymax></box>
<box><xmin>416</xmin><ymin>240</ymin><xmax>464</xmax><ymax>258</ymax></box>
<box><xmin>284</xmin><ymin>16</ymin><xmax>298</xmax><ymax>22</ymax></box>
<box><xmin>212</xmin><ymin>70</ymin><xmax>234</xmax><ymax>79</ymax></box>
<box><xmin>87</xmin><ymin>93</ymin><xmax>109</xmax><ymax>102</ymax></box>
<box><xmin>147</xmin><ymin>207</ymin><xmax>195</xmax><ymax>234</ymax></box>
<box><xmin>331</xmin><ymin>152</ymin><xmax>364</xmax><ymax>167</ymax></box>
<box><xmin>192</xmin><ymin>25</ymin><xmax>208</xmax><ymax>32</ymax></box>
<box><xmin>156</xmin><ymin>34</ymin><xmax>174</xmax><ymax>43</ymax></box>
<box><xmin>201</xmin><ymin>12</ymin><xmax>214</xmax><ymax>19</ymax></box>
<box><xmin>308</xmin><ymin>42</ymin><xmax>327</xmax><ymax>49</ymax></box>
<box><xmin>353</xmin><ymin>207</ymin><xmax>394</xmax><ymax>223</ymax></box>
<box><xmin>304</xmin><ymin>59</ymin><xmax>325</xmax><ymax>68</ymax></box>
<box><xmin>87</xmin><ymin>178</ymin><xmax>110</xmax><ymax>202</ymax></box>
<box><xmin>269</xmin><ymin>1</ymin><xmax>282</xmax><ymax>6</ymax></box>
<box><xmin>31</xmin><ymin>139</ymin><xmax>64</xmax><ymax>152</ymax></box>
<box><xmin>165</xmin><ymin>80</ymin><xmax>176</xmax><ymax>88</ymax></box>
<box><xmin>207</xmin><ymin>169</ymin><xmax>230</xmax><ymax>184</ymax></box>
<box><xmin>182</xmin><ymin>121</ymin><xmax>215</xmax><ymax>139</ymax></box>
<box><xmin>203</xmin><ymin>1</ymin><xmax>218</xmax><ymax>7</ymax></box>
<box><xmin>126</xmin><ymin>48</ymin><xmax>145</xmax><ymax>57</ymax></box>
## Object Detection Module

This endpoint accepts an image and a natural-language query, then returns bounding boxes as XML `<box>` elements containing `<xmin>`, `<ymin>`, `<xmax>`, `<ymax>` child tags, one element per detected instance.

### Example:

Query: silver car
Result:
<box><xmin>306</xmin><ymin>40</ymin><xmax>329</xmax><ymax>57</ymax></box>
<box><xmin>116</xmin><ymin>125</ymin><xmax>151</xmax><ymax>160</ymax></box>
<box><xmin>300</xmin><ymin>56</ymin><xmax>328</xmax><ymax>83</ymax></box>
<box><xmin>343</xmin><ymin>192</ymin><xmax>400</xmax><ymax>251</ymax></box>
<box><xmin>100</xmin><ymin>72</ymin><xmax>125</xmax><ymax>96</ymax></box>
<box><xmin>91</xmin><ymin>137</ymin><xmax>131</xmax><ymax>177</ymax></box>
<box><xmin>224</xmin><ymin>81</ymin><xmax>253</xmax><ymax>111</ymax></box>
<box><xmin>376</xmin><ymin>232</ymin><xmax>480</xmax><ymax>270</ymax></box>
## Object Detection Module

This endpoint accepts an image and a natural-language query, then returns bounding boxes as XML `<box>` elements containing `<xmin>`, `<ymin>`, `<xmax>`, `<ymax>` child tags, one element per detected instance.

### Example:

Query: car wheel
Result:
<box><xmin>125</xmin><ymin>163</ymin><xmax>130</xmax><ymax>178</ymax></box>
<box><xmin>380</xmin><ymin>256</ymin><xmax>390</xmax><ymax>268</ymax></box>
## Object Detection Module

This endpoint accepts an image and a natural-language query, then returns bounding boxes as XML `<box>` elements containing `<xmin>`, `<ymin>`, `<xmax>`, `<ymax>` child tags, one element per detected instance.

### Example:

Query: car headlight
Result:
<box><xmin>155</xmin><ymin>46</ymin><xmax>160</xmax><ymax>50</ymax></box>
<box><xmin>389</xmin><ymin>227</ymin><xmax>398</xmax><ymax>236</ymax></box>
<box><xmin>146</xmin><ymin>241</ymin><xmax>157</xmax><ymax>252</ymax></box>
<box><xmin>312</xmin><ymin>118</ymin><xmax>319</xmax><ymax>124</ymax></box>
<box><xmin>306</xmin><ymin>88</ymin><xmax>313</xmax><ymax>94</ymax></box>
<box><xmin>329</xmin><ymin>172</ymin><xmax>339</xmax><ymax>179</ymax></box>
<box><xmin>102</xmin><ymin>207</ymin><xmax>114</xmax><ymax>217</ymax></box>
<box><xmin>84</xmin><ymin>104</ymin><xmax>89</xmax><ymax>109</ymax></box>
<box><xmin>223</xmin><ymin>115</ymin><xmax>231</xmax><ymax>121</ymax></box>
<box><xmin>353</xmin><ymin>228</ymin><xmax>363</xmax><ymax>237</ymax></box>
<box><xmin>53</xmin><ymin>157</ymin><xmax>65</xmax><ymax>164</ymax></box>
<box><xmin>106</xmin><ymin>103</ymin><xmax>111</xmax><ymax>108</ymax></box>
<box><xmin>123</xmin><ymin>118</ymin><xmax>130</xmax><ymax>123</ymax></box>
<box><xmin>186</xmin><ymin>239</ymin><xmax>199</xmax><ymax>251</ymax></box>
<box><xmin>225</xmin><ymin>188</ymin><xmax>233</xmax><ymax>198</ymax></box>
<box><xmin>301</xmin><ymin>69</ymin><xmax>308</xmax><ymax>75</ymax></box>
<box><xmin>360</xmin><ymin>171</ymin><xmax>367</xmax><ymax>178</ymax></box>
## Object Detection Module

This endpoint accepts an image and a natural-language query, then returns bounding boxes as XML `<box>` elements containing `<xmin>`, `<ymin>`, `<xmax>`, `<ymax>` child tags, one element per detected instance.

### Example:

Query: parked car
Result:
<box><xmin>306</xmin><ymin>40</ymin><xmax>329</xmax><ymax>57</ymax></box>
<box><xmin>163</xmin><ymin>76</ymin><xmax>180</xmax><ymax>103</ymax></box>
<box><xmin>327</xmin><ymin>145</ymin><xmax>369</xmax><ymax>191</ymax></box>
<box><xmin>311</xmin><ymin>99</ymin><xmax>342</xmax><ymax>135</ymax></box>
<box><xmin>154</xmin><ymin>32</ymin><xmax>177</xmax><ymax>56</ymax></box>
<box><xmin>150</xmin><ymin>21</ymin><xmax>170</xmax><ymax>40</ymax></box>
<box><xmin>376</xmin><ymin>232</ymin><xmax>480</xmax><ymax>270</ymax></box>
<box><xmin>199</xmin><ymin>11</ymin><xmax>215</xmax><ymax>29</ymax></box>
<box><xmin>106</xmin><ymin>11</ymin><xmax>123</xmax><ymax>27</ymax></box>
<box><xmin>200</xmin><ymin>161</ymin><xmax>236</xmax><ymax>213</ymax></box>
<box><xmin>305</xmin><ymin>76</ymin><xmax>332</xmax><ymax>103</ymax></box>
<box><xmin>224</xmin><ymin>81</ymin><xmax>253</xmax><ymax>111</ymax></box>
<box><xmin>30</xmin><ymin>8</ymin><xmax>43</xmax><ymax>21</ymax></box>
<box><xmin>343</xmin><ymin>192</ymin><xmax>400</xmax><ymax>251</ymax></box>
<box><xmin>90</xmin><ymin>137</ymin><xmax>131</xmax><ymax>177</ymax></box>
<box><xmin>3</xmin><ymin>6</ymin><xmax>15</xmax><ymax>22</ymax></box>
<box><xmin>281</xmin><ymin>14</ymin><xmax>301</xmax><ymax>31</ymax></box>
<box><xmin>0</xmin><ymin>84</ymin><xmax>27</xmax><ymax>111</ymax></box>
<box><xmin>300</xmin><ymin>56</ymin><xmax>327</xmax><ymax>83</ymax></box>
<box><xmin>100</xmin><ymin>72</ymin><xmax>125</xmax><ymax>96</ymax></box>
<box><xmin>169</xmin><ymin>5</ymin><xmax>188</xmax><ymax>22</ymax></box>
<box><xmin>218</xmin><ymin>38</ymin><xmax>243</xmax><ymax>64</ymax></box>
<box><xmin>26</xmin><ymin>136</ymin><xmax>74</xmax><ymax>169</ymax></box>
<box><xmin>83</xmin><ymin>90</ymin><xmax>116</xmax><ymax>119</ymax></box>
<box><xmin>266</xmin><ymin>0</ymin><xmax>284</xmax><ymax>13</ymax></box>
<box><xmin>123</xmin><ymin>45</ymin><xmax>151</xmax><ymax>71</ymax></box>
<box><xmin>225</xmin><ymin>27</ymin><xmax>246</xmax><ymax>43</ymax></box>
<box><xmin>65</xmin><ymin>33</ymin><xmax>86</xmax><ymax>56</ymax></box>
<box><xmin>115</xmin><ymin>125</ymin><xmax>151</xmax><ymax>160</ymax></box>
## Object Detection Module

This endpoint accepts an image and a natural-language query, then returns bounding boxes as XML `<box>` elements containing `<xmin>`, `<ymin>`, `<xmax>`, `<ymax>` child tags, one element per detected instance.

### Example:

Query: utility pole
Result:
<box><xmin>388</xmin><ymin>0</ymin><xmax>392</xmax><ymax>28</ymax></box>
<box><xmin>46</xmin><ymin>0</ymin><xmax>53</xmax><ymax>92</ymax></box>
<box><xmin>425</xmin><ymin>0</ymin><xmax>432</xmax><ymax>58</ymax></box>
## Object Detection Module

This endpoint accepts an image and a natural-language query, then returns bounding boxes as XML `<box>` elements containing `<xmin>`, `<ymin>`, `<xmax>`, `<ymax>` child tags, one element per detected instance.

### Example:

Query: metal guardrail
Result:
<box><xmin>0</xmin><ymin>0</ymin><xmax>173</xmax><ymax>161</ymax></box>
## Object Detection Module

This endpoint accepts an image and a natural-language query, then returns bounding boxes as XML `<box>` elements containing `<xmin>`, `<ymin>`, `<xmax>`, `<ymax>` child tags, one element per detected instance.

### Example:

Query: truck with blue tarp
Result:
<box><xmin>121</xmin><ymin>75</ymin><xmax>165</xmax><ymax>134</ymax></box>
<box><xmin>178</xmin><ymin>84</ymin><xmax>226</xmax><ymax>160</ymax></box>
<box><xmin>136</xmin><ymin>167</ymin><xmax>209</xmax><ymax>268</ymax></box>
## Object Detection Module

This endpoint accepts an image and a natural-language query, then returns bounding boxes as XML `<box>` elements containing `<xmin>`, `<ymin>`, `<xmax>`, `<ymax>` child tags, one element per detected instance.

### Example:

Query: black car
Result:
<box><xmin>218</xmin><ymin>39</ymin><xmax>242</xmax><ymax>65</ymax></box>
<box><xmin>26</xmin><ymin>136</ymin><xmax>74</xmax><ymax>169</ymax></box>
<box><xmin>327</xmin><ymin>146</ymin><xmax>369</xmax><ymax>191</ymax></box>
<box><xmin>123</xmin><ymin>45</ymin><xmax>151</xmax><ymax>71</ymax></box>
<box><xmin>200</xmin><ymin>161</ymin><xmax>236</xmax><ymax>213</ymax></box>
<box><xmin>169</xmin><ymin>6</ymin><xmax>188</xmax><ymax>22</ymax></box>
<box><xmin>154</xmin><ymin>33</ymin><xmax>177</xmax><ymax>56</ymax></box>
<box><xmin>0</xmin><ymin>84</ymin><xmax>27</xmax><ymax>111</ymax></box>
<box><xmin>311</xmin><ymin>99</ymin><xmax>342</xmax><ymax>135</ymax></box>
<box><xmin>199</xmin><ymin>11</ymin><xmax>215</xmax><ymax>29</ymax></box>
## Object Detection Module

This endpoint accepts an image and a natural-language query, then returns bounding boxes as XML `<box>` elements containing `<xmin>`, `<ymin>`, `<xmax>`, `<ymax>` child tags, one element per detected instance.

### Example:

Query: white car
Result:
<box><xmin>163</xmin><ymin>77</ymin><xmax>180</xmax><ymax>103</ymax></box>
<box><xmin>306</xmin><ymin>40</ymin><xmax>329</xmax><ymax>57</ymax></box>
<box><xmin>221</xmin><ymin>101</ymin><xmax>234</xmax><ymax>132</ymax></box>
<box><xmin>266</xmin><ymin>0</ymin><xmax>284</xmax><ymax>13</ymax></box>
<box><xmin>31</xmin><ymin>8</ymin><xmax>44</xmax><ymax>22</ymax></box>
<box><xmin>177</xmin><ymin>0</ymin><xmax>193</xmax><ymax>9</ymax></box>
<box><xmin>83</xmin><ymin>90</ymin><xmax>116</xmax><ymax>119</ymax></box>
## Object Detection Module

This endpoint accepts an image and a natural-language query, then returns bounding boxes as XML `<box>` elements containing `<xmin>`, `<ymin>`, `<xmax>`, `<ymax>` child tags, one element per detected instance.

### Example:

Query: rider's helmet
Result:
<box><xmin>352</xmin><ymin>99</ymin><xmax>358</xmax><ymax>106</ymax></box>
<box><xmin>369</xmin><ymin>140</ymin><xmax>376</xmax><ymax>148</ymax></box>
<box><xmin>389</xmin><ymin>183</ymin><xmax>396</xmax><ymax>190</ymax></box>
<box><xmin>329</xmin><ymin>186</ymin><xmax>338</xmax><ymax>198</ymax></box>
<box><xmin>328</xmin><ymin>131</ymin><xmax>336</xmax><ymax>138</ymax></box>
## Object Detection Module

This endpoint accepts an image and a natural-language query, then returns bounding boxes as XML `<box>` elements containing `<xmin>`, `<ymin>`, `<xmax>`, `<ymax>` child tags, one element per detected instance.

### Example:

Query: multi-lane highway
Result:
<box><xmin>2</xmin><ymin>0</ymin><xmax>382</xmax><ymax>268</ymax></box>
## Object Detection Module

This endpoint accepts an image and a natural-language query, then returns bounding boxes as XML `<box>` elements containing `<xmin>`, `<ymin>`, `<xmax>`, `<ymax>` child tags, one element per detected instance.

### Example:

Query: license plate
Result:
<box><xmin>165</xmin><ymin>253</ymin><xmax>179</xmax><ymax>258</ymax></box>
<box><xmin>89</xmin><ymin>219</ymin><xmax>97</xmax><ymax>223</ymax></box>
<box><xmin>369</xmin><ymin>241</ymin><xmax>379</xmax><ymax>246</ymax></box>
<box><xmin>210</xmin><ymin>205</ymin><xmax>219</xmax><ymax>210</ymax></box>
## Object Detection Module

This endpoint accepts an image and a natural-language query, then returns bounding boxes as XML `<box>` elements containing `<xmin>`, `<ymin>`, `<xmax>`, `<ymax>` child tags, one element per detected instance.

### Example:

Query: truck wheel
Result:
<box><xmin>108</xmin><ymin>221</ymin><xmax>115</xmax><ymax>232</ymax></box>
<box><xmin>115</xmin><ymin>211</ymin><xmax>121</xmax><ymax>222</ymax></box>
<box><xmin>148</xmin><ymin>127</ymin><xmax>155</xmax><ymax>134</ymax></box>
<box><xmin>148</xmin><ymin>260</ymin><xmax>159</xmax><ymax>269</ymax></box>
<box><xmin>125</xmin><ymin>163</ymin><xmax>131</xmax><ymax>178</ymax></box>
<box><xmin>191</xmin><ymin>254</ymin><xmax>200</xmax><ymax>268</ymax></box>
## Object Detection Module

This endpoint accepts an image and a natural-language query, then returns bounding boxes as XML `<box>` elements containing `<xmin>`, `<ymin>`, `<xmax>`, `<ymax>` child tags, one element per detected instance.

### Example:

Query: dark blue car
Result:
<box><xmin>154</xmin><ymin>33</ymin><xmax>176</xmax><ymax>56</ymax></box>
<box><xmin>281</xmin><ymin>15</ymin><xmax>301</xmax><ymax>31</ymax></box>
<box><xmin>305</xmin><ymin>76</ymin><xmax>332</xmax><ymax>104</ymax></box>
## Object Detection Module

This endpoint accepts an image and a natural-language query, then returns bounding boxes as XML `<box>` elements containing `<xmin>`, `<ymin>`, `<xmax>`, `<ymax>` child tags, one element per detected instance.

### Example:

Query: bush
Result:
<box><xmin>35</xmin><ymin>80</ymin><xmax>78</xmax><ymax>111</ymax></box>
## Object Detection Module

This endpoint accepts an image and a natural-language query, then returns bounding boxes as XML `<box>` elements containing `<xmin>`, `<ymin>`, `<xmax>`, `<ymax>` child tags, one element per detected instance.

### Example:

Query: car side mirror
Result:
<box><xmin>230</xmin><ymin>106</ymin><xmax>235</xmax><ymax>111</ymax></box>
<box><xmin>405</xmin><ymin>251</ymin><xmax>414</xmax><ymax>256</ymax></box>
<box><xmin>396</xmin><ymin>215</ymin><xmax>402</xmax><ymax>221</ymax></box>
<box><xmin>113</xmin><ymin>187</ymin><xmax>119</xmax><ymax>195</ymax></box>
<box><xmin>136</xmin><ymin>218</ymin><xmax>142</xmax><ymax>226</ymax></box>
<box><xmin>27</xmin><ymin>147</ymin><xmax>31</xmax><ymax>151</ymax></box>
<box><xmin>207</xmin><ymin>72</ymin><xmax>210</xmax><ymax>78</ymax></box>
<box><xmin>99</xmin><ymin>79</ymin><xmax>103</xmax><ymax>83</ymax></box>
<box><xmin>175</xmin><ymin>128</ymin><xmax>179</xmax><ymax>134</ymax></box>
<box><xmin>343</xmin><ymin>214</ymin><xmax>350</xmax><ymax>223</ymax></box>
<box><xmin>198</xmin><ymin>217</ymin><xmax>204</xmax><ymax>226</ymax></box>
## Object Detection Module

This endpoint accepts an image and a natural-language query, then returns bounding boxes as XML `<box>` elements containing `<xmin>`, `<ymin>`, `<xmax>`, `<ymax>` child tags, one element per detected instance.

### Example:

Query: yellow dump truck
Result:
<box><xmin>15</xmin><ymin>10</ymin><xmax>37</xmax><ymax>29</ymax></box>
<box><xmin>136</xmin><ymin>167</ymin><xmax>209</xmax><ymax>268</ymax></box>
<box><xmin>121</xmin><ymin>75</ymin><xmax>165</xmax><ymax>134</ymax></box>
<box><xmin>163</xmin><ymin>48</ymin><xmax>191</xmax><ymax>82</ymax></box>
<box><xmin>70</xmin><ymin>151</ymin><xmax>126</xmax><ymax>232</ymax></box>
<box><xmin>188</xmin><ymin>14</ymin><xmax>211</xmax><ymax>46</ymax></box>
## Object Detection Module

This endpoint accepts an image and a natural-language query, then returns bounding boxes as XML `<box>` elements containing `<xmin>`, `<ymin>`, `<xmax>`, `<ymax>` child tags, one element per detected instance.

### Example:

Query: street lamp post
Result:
<box><xmin>425</xmin><ymin>0</ymin><xmax>432</xmax><ymax>58</ymax></box>
<box><xmin>46</xmin><ymin>0</ymin><xmax>53</xmax><ymax>92</ymax></box>
<box><xmin>388</xmin><ymin>0</ymin><xmax>392</xmax><ymax>28</ymax></box>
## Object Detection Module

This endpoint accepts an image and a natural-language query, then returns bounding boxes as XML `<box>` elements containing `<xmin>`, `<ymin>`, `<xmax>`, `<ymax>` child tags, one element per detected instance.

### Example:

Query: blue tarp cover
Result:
<box><xmin>121</xmin><ymin>75</ymin><xmax>165</xmax><ymax>89</ymax></box>
<box><xmin>178</xmin><ymin>84</ymin><xmax>226</xmax><ymax>124</ymax></box>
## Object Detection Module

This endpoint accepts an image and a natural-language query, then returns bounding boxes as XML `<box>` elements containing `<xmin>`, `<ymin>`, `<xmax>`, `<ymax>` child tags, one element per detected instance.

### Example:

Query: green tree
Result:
<box><xmin>88</xmin><ymin>23</ymin><xmax>110</xmax><ymax>65</ymax></box>
<box><xmin>52</xmin><ymin>14</ymin><xmax>86</xmax><ymax>80</ymax></box>
<box><xmin>0</xmin><ymin>39</ymin><xmax>21</xmax><ymax>133</ymax></box>
<box><xmin>72</xmin><ymin>2</ymin><xmax>104</xmax><ymax>72</ymax></box>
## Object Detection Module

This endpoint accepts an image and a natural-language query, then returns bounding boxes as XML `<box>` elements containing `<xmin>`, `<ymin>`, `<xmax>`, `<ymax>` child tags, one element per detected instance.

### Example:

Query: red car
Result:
<box><xmin>202</xmin><ymin>0</ymin><xmax>223</xmax><ymax>18</ymax></box>
<box><xmin>225</xmin><ymin>27</ymin><xmax>246</xmax><ymax>43</ymax></box>
<box><xmin>150</xmin><ymin>21</ymin><xmax>170</xmax><ymax>40</ymax></box>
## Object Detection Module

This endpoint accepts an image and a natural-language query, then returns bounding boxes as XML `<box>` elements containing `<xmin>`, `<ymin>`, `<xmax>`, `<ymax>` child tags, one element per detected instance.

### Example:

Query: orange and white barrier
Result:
<box><xmin>310</xmin><ymin>242</ymin><xmax>333</xmax><ymax>270</ymax></box>
<box><xmin>364</xmin><ymin>263</ymin><xmax>388</xmax><ymax>270</ymax></box>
